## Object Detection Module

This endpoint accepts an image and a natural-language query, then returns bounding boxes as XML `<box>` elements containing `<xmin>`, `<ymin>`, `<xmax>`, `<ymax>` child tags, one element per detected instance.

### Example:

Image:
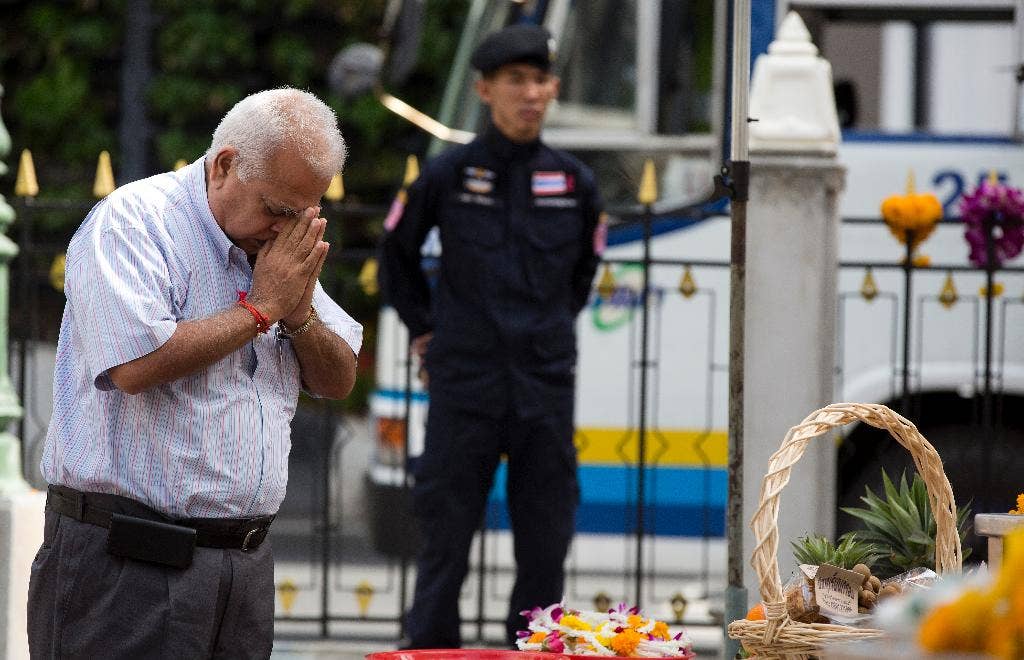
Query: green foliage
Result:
<box><xmin>1</xmin><ymin>0</ymin><xmax>472</xmax><ymax>412</ymax></box>
<box><xmin>841</xmin><ymin>469</ymin><xmax>973</xmax><ymax>579</ymax></box>
<box><xmin>791</xmin><ymin>533</ymin><xmax>881</xmax><ymax>570</ymax></box>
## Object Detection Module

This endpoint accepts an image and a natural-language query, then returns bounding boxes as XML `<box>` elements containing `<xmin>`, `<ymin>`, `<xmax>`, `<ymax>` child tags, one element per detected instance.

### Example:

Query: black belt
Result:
<box><xmin>47</xmin><ymin>485</ymin><xmax>274</xmax><ymax>552</ymax></box>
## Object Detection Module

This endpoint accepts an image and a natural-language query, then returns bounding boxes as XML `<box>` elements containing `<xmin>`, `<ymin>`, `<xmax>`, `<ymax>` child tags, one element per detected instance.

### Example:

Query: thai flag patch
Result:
<box><xmin>532</xmin><ymin>171</ymin><xmax>571</xmax><ymax>196</ymax></box>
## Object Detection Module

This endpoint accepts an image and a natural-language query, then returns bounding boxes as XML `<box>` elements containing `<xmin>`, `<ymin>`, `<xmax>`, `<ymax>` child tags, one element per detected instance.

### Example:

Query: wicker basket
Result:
<box><xmin>727</xmin><ymin>402</ymin><xmax>963</xmax><ymax>660</ymax></box>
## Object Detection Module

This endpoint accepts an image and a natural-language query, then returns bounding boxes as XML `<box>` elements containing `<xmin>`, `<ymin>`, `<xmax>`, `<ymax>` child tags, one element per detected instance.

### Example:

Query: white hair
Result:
<box><xmin>207</xmin><ymin>87</ymin><xmax>347</xmax><ymax>182</ymax></box>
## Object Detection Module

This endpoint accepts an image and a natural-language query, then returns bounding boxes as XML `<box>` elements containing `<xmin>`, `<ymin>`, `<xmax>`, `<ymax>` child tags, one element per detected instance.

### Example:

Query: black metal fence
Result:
<box><xmin>9</xmin><ymin>199</ymin><xmax>1024</xmax><ymax>648</ymax></box>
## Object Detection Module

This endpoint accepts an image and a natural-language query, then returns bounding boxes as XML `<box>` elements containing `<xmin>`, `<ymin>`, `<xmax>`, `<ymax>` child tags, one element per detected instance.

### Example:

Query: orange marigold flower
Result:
<box><xmin>528</xmin><ymin>631</ymin><xmax>546</xmax><ymax>644</ymax></box>
<box><xmin>626</xmin><ymin>614</ymin><xmax>644</xmax><ymax>629</ymax></box>
<box><xmin>1010</xmin><ymin>493</ymin><xmax>1024</xmax><ymax>515</ymax></box>
<box><xmin>610</xmin><ymin>628</ymin><xmax>643</xmax><ymax>656</ymax></box>
<box><xmin>652</xmin><ymin>620</ymin><xmax>670</xmax><ymax>640</ymax></box>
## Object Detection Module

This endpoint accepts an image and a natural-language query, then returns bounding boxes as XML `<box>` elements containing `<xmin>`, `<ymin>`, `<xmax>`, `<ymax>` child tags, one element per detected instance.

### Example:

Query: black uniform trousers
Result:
<box><xmin>27</xmin><ymin>508</ymin><xmax>274</xmax><ymax>659</ymax></box>
<box><xmin>405</xmin><ymin>395</ymin><xmax>579</xmax><ymax>648</ymax></box>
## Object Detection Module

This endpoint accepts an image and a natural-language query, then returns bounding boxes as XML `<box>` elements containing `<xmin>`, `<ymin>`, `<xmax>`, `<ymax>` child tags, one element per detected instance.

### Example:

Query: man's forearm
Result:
<box><xmin>107</xmin><ymin>305</ymin><xmax>262</xmax><ymax>395</ymax></box>
<box><xmin>288</xmin><ymin>321</ymin><xmax>357</xmax><ymax>399</ymax></box>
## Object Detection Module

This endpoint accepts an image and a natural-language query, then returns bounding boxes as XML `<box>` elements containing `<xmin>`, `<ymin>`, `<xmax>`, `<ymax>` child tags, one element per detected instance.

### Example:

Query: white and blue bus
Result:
<box><xmin>365</xmin><ymin>0</ymin><xmax>1024</xmax><ymax>584</ymax></box>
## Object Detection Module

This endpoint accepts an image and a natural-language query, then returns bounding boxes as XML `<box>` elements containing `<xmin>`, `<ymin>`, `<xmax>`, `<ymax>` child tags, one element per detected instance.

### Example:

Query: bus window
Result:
<box><xmin>547</xmin><ymin>0</ymin><xmax>638</xmax><ymax>131</ymax></box>
<box><xmin>790</xmin><ymin>2</ymin><xmax>1021</xmax><ymax>137</ymax></box>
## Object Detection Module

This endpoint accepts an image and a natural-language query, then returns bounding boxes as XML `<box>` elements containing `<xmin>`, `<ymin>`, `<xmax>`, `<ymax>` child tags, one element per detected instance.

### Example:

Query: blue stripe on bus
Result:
<box><xmin>373</xmin><ymin>389</ymin><xmax>430</xmax><ymax>402</ymax></box>
<box><xmin>484</xmin><ymin>464</ymin><xmax>727</xmax><ymax>537</ymax></box>
<box><xmin>841</xmin><ymin>130</ymin><xmax>1017</xmax><ymax>145</ymax></box>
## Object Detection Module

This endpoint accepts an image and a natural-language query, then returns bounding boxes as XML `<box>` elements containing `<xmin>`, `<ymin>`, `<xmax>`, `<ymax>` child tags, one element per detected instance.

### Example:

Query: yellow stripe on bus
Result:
<box><xmin>573</xmin><ymin>428</ymin><xmax>728</xmax><ymax>467</ymax></box>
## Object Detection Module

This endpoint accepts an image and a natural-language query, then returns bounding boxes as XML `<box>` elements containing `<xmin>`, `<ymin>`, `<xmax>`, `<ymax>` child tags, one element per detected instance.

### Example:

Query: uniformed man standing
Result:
<box><xmin>379</xmin><ymin>24</ymin><xmax>604</xmax><ymax>648</ymax></box>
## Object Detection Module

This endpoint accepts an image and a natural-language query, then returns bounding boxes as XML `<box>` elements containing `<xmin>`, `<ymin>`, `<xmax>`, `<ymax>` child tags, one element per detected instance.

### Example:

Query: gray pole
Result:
<box><xmin>724</xmin><ymin>0</ymin><xmax>751</xmax><ymax>656</ymax></box>
<box><xmin>119</xmin><ymin>0</ymin><xmax>153</xmax><ymax>182</ymax></box>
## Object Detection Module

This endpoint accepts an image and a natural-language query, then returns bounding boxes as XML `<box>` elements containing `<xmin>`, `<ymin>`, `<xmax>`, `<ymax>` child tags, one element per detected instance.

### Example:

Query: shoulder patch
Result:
<box><xmin>463</xmin><ymin>167</ymin><xmax>496</xmax><ymax>194</ymax></box>
<box><xmin>383</xmin><ymin>191</ymin><xmax>407</xmax><ymax>232</ymax></box>
<box><xmin>593</xmin><ymin>212</ymin><xmax>609</xmax><ymax>255</ymax></box>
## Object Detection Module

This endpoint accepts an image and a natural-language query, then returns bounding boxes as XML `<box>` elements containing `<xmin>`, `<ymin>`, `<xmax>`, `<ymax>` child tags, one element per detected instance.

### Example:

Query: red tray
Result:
<box><xmin>366</xmin><ymin>653</ymin><xmax>573</xmax><ymax>660</ymax></box>
<box><xmin>366</xmin><ymin>652</ymin><xmax>693</xmax><ymax>659</ymax></box>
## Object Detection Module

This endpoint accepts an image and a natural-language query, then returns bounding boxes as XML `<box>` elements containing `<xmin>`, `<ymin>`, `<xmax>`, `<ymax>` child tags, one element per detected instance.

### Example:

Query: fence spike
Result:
<box><xmin>638</xmin><ymin>159</ymin><xmax>658</xmax><ymax>205</ymax></box>
<box><xmin>49</xmin><ymin>253</ymin><xmax>66</xmax><ymax>292</ymax></box>
<box><xmin>325</xmin><ymin>172</ymin><xmax>344</xmax><ymax>202</ymax></box>
<box><xmin>403</xmin><ymin>155</ymin><xmax>420</xmax><ymax>187</ymax></box>
<box><xmin>905</xmin><ymin>169</ymin><xmax>916</xmax><ymax>195</ymax></box>
<box><xmin>358</xmin><ymin>257</ymin><xmax>378</xmax><ymax>296</ymax></box>
<box><xmin>93</xmin><ymin>151</ymin><xmax>116</xmax><ymax>198</ymax></box>
<box><xmin>15</xmin><ymin>149</ymin><xmax>39</xmax><ymax>197</ymax></box>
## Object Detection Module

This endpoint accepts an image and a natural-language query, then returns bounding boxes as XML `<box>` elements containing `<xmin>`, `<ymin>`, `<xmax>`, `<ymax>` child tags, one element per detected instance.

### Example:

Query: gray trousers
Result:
<box><xmin>27</xmin><ymin>508</ymin><xmax>274</xmax><ymax>659</ymax></box>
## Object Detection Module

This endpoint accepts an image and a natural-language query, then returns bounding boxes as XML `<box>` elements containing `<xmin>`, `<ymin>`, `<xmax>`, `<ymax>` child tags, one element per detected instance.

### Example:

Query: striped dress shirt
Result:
<box><xmin>41</xmin><ymin>158</ymin><xmax>363</xmax><ymax>518</ymax></box>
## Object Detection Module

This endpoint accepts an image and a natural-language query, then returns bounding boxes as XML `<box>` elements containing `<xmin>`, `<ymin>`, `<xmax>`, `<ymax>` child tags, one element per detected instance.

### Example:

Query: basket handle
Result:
<box><xmin>749</xmin><ymin>402</ymin><xmax>963</xmax><ymax>606</ymax></box>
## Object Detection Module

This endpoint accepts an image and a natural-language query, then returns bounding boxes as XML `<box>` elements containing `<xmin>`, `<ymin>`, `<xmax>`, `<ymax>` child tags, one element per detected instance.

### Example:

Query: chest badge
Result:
<box><xmin>532</xmin><ymin>171</ymin><xmax>573</xmax><ymax>196</ymax></box>
<box><xmin>463</xmin><ymin>167</ymin><xmax>495</xmax><ymax>194</ymax></box>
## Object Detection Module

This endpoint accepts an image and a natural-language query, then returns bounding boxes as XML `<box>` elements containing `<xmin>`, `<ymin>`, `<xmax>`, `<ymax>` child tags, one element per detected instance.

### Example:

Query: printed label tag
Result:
<box><xmin>813</xmin><ymin>564</ymin><xmax>863</xmax><ymax>618</ymax></box>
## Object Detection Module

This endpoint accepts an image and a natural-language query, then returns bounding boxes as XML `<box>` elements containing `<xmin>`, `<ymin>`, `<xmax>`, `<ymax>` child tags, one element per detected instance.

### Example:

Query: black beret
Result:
<box><xmin>470</xmin><ymin>24</ymin><xmax>554</xmax><ymax>74</ymax></box>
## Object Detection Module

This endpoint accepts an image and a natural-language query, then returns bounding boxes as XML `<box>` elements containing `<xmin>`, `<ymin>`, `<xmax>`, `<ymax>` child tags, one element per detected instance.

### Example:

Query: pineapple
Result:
<box><xmin>791</xmin><ymin>533</ymin><xmax>881</xmax><ymax>570</ymax></box>
<box><xmin>791</xmin><ymin>533</ymin><xmax>884</xmax><ymax>615</ymax></box>
<box><xmin>840</xmin><ymin>469</ymin><xmax>972</xmax><ymax>579</ymax></box>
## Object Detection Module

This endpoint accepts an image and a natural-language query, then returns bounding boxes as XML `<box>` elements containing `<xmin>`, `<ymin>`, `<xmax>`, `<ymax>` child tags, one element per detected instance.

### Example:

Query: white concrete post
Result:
<box><xmin>0</xmin><ymin>84</ymin><xmax>46</xmax><ymax>660</ymax></box>
<box><xmin>742</xmin><ymin>12</ymin><xmax>846</xmax><ymax>604</ymax></box>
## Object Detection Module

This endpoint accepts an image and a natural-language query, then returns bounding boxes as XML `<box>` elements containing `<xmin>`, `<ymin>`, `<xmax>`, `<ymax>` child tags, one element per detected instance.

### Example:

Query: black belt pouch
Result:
<box><xmin>106</xmin><ymin>513</ymin><xmax>196</xmax><ymax>569</ymax></box>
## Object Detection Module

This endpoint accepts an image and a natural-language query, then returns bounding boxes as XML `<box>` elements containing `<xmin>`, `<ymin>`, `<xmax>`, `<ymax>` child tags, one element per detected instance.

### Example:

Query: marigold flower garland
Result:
<box><xmin>880</xmin><ymin>172</ymin><xmax>943</xmax><ymax>252</ymax></box>
<box><xmin>958</xmin><ymin>179</ymin><xmax>1024</xmax><ymax>269</ymax></box>
<box><xmin>515</xmin><ymin>603</ymin><xmax>695</xmax><ymax>657</ymax></box>
<box><xmin>1010</xmin><ymin>493</ymin><xmax>1024</xmax><ymax>515</ymax></box>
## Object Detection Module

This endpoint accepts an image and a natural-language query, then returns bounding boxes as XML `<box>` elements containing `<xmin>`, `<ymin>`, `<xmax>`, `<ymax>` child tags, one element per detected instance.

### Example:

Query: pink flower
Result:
<box><xmin>545</xmin><ymin>632</ymin><xmax>564</xmax><ymax>653</ymax></box>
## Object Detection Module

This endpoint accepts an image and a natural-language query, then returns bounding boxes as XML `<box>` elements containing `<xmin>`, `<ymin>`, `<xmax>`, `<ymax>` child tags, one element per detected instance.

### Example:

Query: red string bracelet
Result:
<box><xmin>237</xmin><ymin>290</ymin><xmax>271</xmax><ymax>334</ymax></box>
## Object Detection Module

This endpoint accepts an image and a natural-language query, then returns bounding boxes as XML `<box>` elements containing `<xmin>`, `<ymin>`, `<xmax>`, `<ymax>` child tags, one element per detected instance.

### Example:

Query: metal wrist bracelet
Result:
<box><xmin>279</xmin><ymin>306</ymin><xmax>319</xmax><ymax>339</ymax></box>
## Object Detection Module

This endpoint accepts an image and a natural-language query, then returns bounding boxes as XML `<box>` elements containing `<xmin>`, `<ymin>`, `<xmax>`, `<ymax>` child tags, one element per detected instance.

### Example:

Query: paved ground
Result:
<box><xmin>272</xmin><ymin>638</ymin><xmax>389</xmax><ymax>659</ymax></box>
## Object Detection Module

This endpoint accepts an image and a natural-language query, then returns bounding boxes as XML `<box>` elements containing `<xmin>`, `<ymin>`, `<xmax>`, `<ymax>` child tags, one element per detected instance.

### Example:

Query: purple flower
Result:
<box><xmin>959</xmin><ymin>180</ymin><xmax>1024</xmax><ymax>268</ymax></box>
<box><xmin>551</xmin><ymin>606</ymin><xmax>563</xmax><ymax>622</ymax></box>
<box><xmin>516</xmin><ymin>630</ymin><xmax>531</xmax><ymax>638</ymax></box>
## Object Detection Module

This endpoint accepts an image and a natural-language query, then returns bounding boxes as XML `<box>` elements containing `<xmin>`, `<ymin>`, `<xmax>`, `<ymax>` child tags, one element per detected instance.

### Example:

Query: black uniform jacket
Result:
<box><xmin>379</xmin><ymin>124</ymin><xmax>603</xmax><ymax>419</ymax></box>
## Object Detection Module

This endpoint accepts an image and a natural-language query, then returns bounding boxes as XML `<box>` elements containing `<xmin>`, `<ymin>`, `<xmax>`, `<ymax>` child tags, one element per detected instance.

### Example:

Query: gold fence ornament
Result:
<box><xmin>358</xmin><ymin>258</ymin><xmax>379</xmax><ymax>296</ymax></box>
<box><xmin>403</xmin><ymin>155</ymin><xmax>420</xmax><ymax>187</ymax></box>
<box><xmin>979</xmin><ymin>282</ymin><xmax>1004</xmax><ymax>298</ymax></box>
<box><xmin>325</xmin><ymin>173</ymin><xmax>344</xmax><ymax>202</ymax></box>
<box><xmin>596</xmin><ymin>263</ymin><xmax>616</xmax><ymax>300</ymax></box>
<box><xmin>678</xmin><ymin>265</ymin><xmax>697</xmax><ymax>298</ymax></box>
<box><xmin>638</xmin><ymin>159</ymin><xmax>658</xmax><ymax>206</ymax></box>
<box><xmin>15</xmin><ymin>149</ymin><xmax>38</xmax><ymax>197</ymax></box>
<box><xmin>93</xmin><ymin>151</ymin><xmax>116</xmax><ymax>198</ymax></box>
<box><xmin>592</xmin><ymin>591</ymin><xmax>611</xmax><ymax>613</ymax></box>
<box><xmin>939</xmin><ymin>272</ymin><xmax>958</xmax><ymax>309</ymax></box>
<box><xmin>860</xmin><ymin>268</ymin><xmax>878</xmax><ymax>302</ymax></box>
<box><xmin>355</xmin><ymin>580</ymin><xmax>374</xmax><ymax>617</ymax></box>
<box><xmin>670</xmin><ymin>592</ymin><xmax>688</xmax><ymax>623</ymax></box>
<box><xmin>277</xmin><ymin>579</ymin><xmax>298</xmax><ymax>616</ymax></box>
<box><xmin>49</xmin><ymin>253</ymin><xmax>66</xmax><ymax>292</ymax></box>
